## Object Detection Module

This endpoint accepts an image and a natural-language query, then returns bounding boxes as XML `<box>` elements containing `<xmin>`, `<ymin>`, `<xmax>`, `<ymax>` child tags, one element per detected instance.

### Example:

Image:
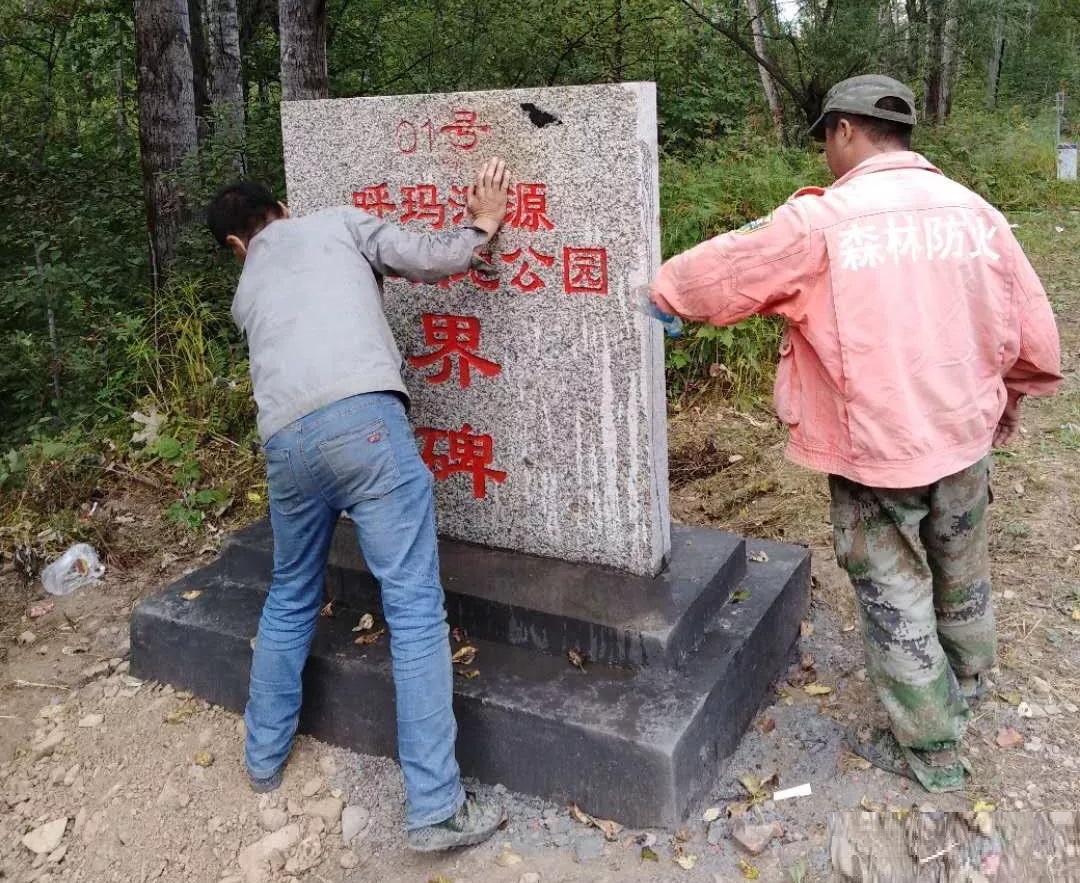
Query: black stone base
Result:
<box><xmin>221</xmin><ymin>518</ymin><xmax>747</xmax><ymax>669</ymax></box>
<box><xmin>130</xmin><ymin>531</ymin><xmax>809</xmax><ymax>827</ymax></box>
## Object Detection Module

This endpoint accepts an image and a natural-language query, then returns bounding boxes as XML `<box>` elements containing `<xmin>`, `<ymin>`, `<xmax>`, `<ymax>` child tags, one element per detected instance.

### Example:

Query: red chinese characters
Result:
<box><xmin>415</xmin><ymin>424</ymin><xmax>507</xmax><ymax>499</ymax></box>
<box><xmin>399</xmin><ymin>184</ymin><xmax>446</xmax><ymax>229</ymax></box>
<box><xmin>505</xmin><ymin>183</ymin><xmax>555</xmax><ymax>231</ymax></box>
<box><xmin>351</xmin><ymin>184</ymin><xmax>396</xmax><ymax>218</ymax></box>
<box><xmin>501</xmin><ymin>248</ymin><xmax>555</xmax><ymax>293</ymax></box>
<box><xmin>408</xmin><ymin>313</ymin><xmax>502</xmax><ymax>389</ymax></box>
<box><xmin>396</xmin><ymin>109</ymin><xmax>492</xmax><ymax>154</ymax></box>
<box><xmin>563</xmin><ymin>247</ymin><xmax>609</xmax><ymax>295</ymax></box>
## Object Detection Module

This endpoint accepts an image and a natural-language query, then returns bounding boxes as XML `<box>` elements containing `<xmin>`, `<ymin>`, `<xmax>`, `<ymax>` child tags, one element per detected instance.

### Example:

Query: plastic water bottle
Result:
<box><xmin>632</xmin><ymin>285</ymin><xmax>683</xmax><ymax>338</ymax></box>
<box><xmin>41</xmin><ymin>543</ymin><xmax>105</xmax><ymax>596</ymax></box>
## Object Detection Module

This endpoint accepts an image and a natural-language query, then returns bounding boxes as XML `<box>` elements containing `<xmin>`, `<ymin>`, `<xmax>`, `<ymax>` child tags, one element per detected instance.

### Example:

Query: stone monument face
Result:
<box><xmin>281</xmin><ymin>83</ymin><xmax>669</xmax><ymax>576</ymax></box>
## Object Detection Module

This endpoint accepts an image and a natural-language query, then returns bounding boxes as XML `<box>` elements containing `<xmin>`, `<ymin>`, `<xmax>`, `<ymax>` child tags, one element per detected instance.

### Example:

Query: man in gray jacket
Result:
<box><xmin>207</xmin><ymin>158</ymin><xmax>510</xmax><ymax>852</ymax></box>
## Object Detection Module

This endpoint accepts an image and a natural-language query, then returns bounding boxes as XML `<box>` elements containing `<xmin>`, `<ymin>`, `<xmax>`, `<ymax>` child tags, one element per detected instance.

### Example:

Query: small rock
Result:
<box><xmin>496</xmin><ymin>847</ymin><xmax>523</xmax><ymax>867</ymax></box>
<box><xmin>268</xmin><ymin>849</ymin><xmax>286</xmax><ymax>873</ymax></box>
<box><xmin>63</xmin><ymin>765</ymin><xmax>81</xmax><ymax>787</ymax></box>
<box><xmin>72</xmin><ymin>808</ymin><xmax>87</xmax><ymax>838</ymax></box>
<box><xmin>259</xmin><ymin>808</ymin><xmax>288</xmax><ymax>833</ymax></box>
<box><xmin>732</xmin><ymin>820</ymin><xmax>783</xmax><ymax>856</ymax></box>
<box><xmin>519</xmin><ymin>874</ymin><xmax>541</xmax><ymax>883</ymax></box>
<box><xmin>572</xmin><ymin>831</ymin><xmax>605</xmax><ymax>862</ymax></box>
<box><xmin>284</xmin><ymin>835</ymin><xmax>322</xmax><ymax>875</ymax></box>
<box><xmin>157</xmin><ymin>782</ymin><xmax>191</xmax><ymax>811</ymax></box>
<box><xmin>38</xmin><ymin>704</ymin><xmax>65</xmax><ymax>720</ymax></box>
<box><xmin>303</xmin><ymin>796</ymin><xmax>344</xmax><ymax>827</ymax></box>
<box><xmin>341</xmin><ymin>805</ymin><xmax>370</xmax><ymax>844</ymax></box>
<box><xmin>339</xmin><ymin>850</ymin><xmax>359</xmax><ymax>870</ymax></box>
<box><xmin>707</xmin><ymin>820</ymin><xmax>726</xmax><ymax>846</ymax></box>
<box><xmin>115</xmin><ymin>660</ymin><xmax>130</xmax><ymax>674</ymax></box>
<box><xmin>30</xmin><ymin>729</ymin><xmax>66</xmax><ymax>762</ymax></box>
<box><xmin>21</xmin><ymin>819</ymin><xmax>68</xmax><ymax>855</ymax></box>
<box><xmin>317</xmin><ymin>756</ymin><xmax>338</xmax><ymax>777</ymax></box>
<box><xmin>300</xmin><ymin>777</ymin><xmax>323</xmax><ymax>798</ymax></box>
<box><xmin>46</xmin><ymin>845</ymin><xmax>67</xmax><ymax>864</ymax></box>
<box><xmin>77</xmin><ymin>714</ymin><xmax>103</xmax><ymax>729</ymax></box>
<box><xmin>286</xmin><ymin>798</ymin><xmax>302</xmax><ymax>817</ymax></box>
<box><xmin>80</xmin><ymin>662</ymin><xmax>110</xmax><ymax>680</ymax></box>
<box><xmin>238</xmin><ymin>824</ymin><xmax>301</xmax><ymax>883</ymax></box>
<box><xmin>18</xmin><ymin>631</ymin><xmax>37</xmax><ymax>646</ymax></box>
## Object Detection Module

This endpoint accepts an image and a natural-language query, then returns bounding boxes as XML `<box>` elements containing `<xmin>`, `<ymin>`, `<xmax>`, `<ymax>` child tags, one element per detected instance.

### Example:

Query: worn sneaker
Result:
<box><xmin>248</xmin><ymin>769</ymin><xmax>283</xmax><ymax>794</ymax></box>
<box><xmin>847</xmin><ymin>727</ymin><xmax>967</xmax><ymax>793</ymax></box>
<box><xmin>406</xmin><ymin>793</ymin><xmax>507</xmax><ymax>853</ymax></box>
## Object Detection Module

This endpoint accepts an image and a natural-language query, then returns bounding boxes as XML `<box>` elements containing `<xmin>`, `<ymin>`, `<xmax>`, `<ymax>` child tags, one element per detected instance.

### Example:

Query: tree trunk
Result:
<box><xmin>986</xmin><ymin>9</ymin><xmax>1006</xmax><ymax>108</ymax></box>
<box><xmin>134</xmin><ymin>0</ymin><xmax>199</xmax><ymax>290</ymax></box>
<box><xmin>939</xmin><ymin>5</ymin><xmax>958</xmax><ymax>119</ymax></box>
<box><xmin>188</xmin><ymin>0</ymin><xmax>211</xmax><ymax>140</ymax></box>
<box><xmin>905</xmin><ymin>0</ymin><xmax>924</xmax><ymax>81</ymax></box>
<box><xmin>923</xmin><ymin>0</ymin><xmax>946</xmax><ymax>124</ymax></box>
<box><xmin>115</xmin><ymin>16</ymin><xmax>127</xmax><ymax>153</ymax></box>
<box><xmin>746</xmin><ymin>0</ymin><xmax>783</xmax><ymax>141</ymax></box>
<box><xmin>279</xmin><ymin>0</ymin><xmax>327</xmax><ymax>100</ymax></box>
<box><xmin>208</xmin><ymin>0</ymin><xmax>246</xmax><ymax>173</ymax></box>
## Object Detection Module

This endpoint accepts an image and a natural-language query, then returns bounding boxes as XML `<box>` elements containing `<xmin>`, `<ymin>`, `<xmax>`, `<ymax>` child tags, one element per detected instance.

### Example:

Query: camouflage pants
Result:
<box><xmin>830</xmin><ymin>457</ymin><xmax>997</xmax><ymax>760</ymax></box>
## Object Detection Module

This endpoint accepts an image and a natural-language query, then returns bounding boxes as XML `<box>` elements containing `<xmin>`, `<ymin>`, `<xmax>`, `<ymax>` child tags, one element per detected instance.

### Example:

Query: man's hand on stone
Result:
<box><xmin>467</xmin><ymin>157</ymin><xmax>510</xmax><ymax>239</ymax></box>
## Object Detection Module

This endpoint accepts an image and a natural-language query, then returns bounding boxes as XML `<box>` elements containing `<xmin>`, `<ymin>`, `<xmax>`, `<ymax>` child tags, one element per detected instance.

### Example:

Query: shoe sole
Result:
<box><xmin>406</xmin><ymin>810</ymin><xmax>508</xmax><ymax>853</ymax></box>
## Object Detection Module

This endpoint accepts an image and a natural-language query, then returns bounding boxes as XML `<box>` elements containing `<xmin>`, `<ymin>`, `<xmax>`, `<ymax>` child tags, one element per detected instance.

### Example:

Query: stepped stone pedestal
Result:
<box><xmin>131</xmin><ymin>518</ymin><xmax>808</xmax><ymax>827</ymax></box>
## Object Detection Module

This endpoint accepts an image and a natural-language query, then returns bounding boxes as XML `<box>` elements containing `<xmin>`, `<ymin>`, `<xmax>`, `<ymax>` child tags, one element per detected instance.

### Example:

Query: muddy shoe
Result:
<box><xmin>407</xmin><ymin>793</ymin><xmax>507</xmax><ymax>853</ymax></box>
<box><xmin>248</xmin><ymin>769</ymin><xmax>283</xmax><ymax>794</ymax></box>
<box><xmin>847</xmin><ymin>727</ymin><xmax>967</xmax><ymax>793</ymax></box>
<box><xmin>957</xmin><ymin>674</ymin><xmax>991</xmax><ymax>701</ymax></box>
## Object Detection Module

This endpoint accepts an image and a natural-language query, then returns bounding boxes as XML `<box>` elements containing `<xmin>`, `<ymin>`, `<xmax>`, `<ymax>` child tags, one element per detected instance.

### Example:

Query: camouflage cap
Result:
<box><xmin>808</xmin><ymin>74</ymin><xmax>917</xmax><ymax>140</ymax></box>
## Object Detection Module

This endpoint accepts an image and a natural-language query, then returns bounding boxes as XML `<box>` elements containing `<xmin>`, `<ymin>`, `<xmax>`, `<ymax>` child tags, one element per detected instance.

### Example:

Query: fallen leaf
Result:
<box><xmin>636</xmin><ymin>832</ymin><xmax>657</xmax><ymax>848</ymax></box>
<box><xmin>29</xmin><ymin>601</ymin><xmax>54</xmax><ymax>619</ymax></box>
<box><xmin>674</xmin><ymin>828</ymin><xmax>691</xmax><ymax>843</ymax></box>
<box><xmin>841</xmin><ymin>752</ymin><xmax>873</xmax><ymax>772</ymax></box>
<box><xmin>451</xmin><ymin>645</ymin><xmax>478</xmax><ymax>666</ymax></box>
<box><xmin>995</xmin><ymin>728</ymin><xmax>1024</xmax><ymax>749</ymax></box>
<box><xmin>860</xmin><ymin>796</ymin><xmax>884</xmax><ymax>812</ymax></box>
<box><xmin>841</xmin><ymin>622</ymin><xmax>856</xmax><ymax>633</ymax></box>
<box><xmin>641</xmin><ymin>846</ymin><xmax>658</xmax><ymax>862</ymax></box>
<box><xmin>731</xmin><ymin>590</ymin><xmax>752</xmax><ymax>602</ymax></box>
<box><xmin>1072</xmin><ymin>608</ymin><xmax>1080</xmax><ymax>622</ymax></box>
<box><xmin>675</xmin><ymin>853</ymin><xmax>698</xmax><ymax>870</ymax></box>
<box><xmin>973</xmin><ymin>800</ymin><xmax>997</xmax><ymax>813</ymax></box>
<box><xmin>748</xmin><ymin>551</ymin><xmax>769</xmax><ymax>564</ymax></box>
<box><xmin>319</xmin><ymin>601</ymin><xmax>335</xmax><ymax>618</ymax></box>
<box><xmin>455</xmin><ymin>668</ymin><xmax>480</xmax><ymax>679</ymax></box>
<box><xmin>726</xmin><ymin>801</ymin><xmax>752</xmax><ymax>817</ymax></box>
<box><xmin>996</xmin><ymin>691</ymin><xmax>1022</xmax><ymax>706</ymax></box>
<box><xmin>800</xmin><ymin>621</ymin><xmax>814</xmax><ymax>638</ymax></box>
<box><xmin>351</xmin><ymin>613</ymin><xmax>375</xmax><ymax>632</ymax></box>
<box><xmin>194</xmin><ymin>750</ymin><xmax>214</xmax><ymax>767</ymax></box>
<box><xmin>428</xmin><ymin>877</ymin><xmax>453</xmax><ymax>883</ymax></box>
<box><xmin>803</xmin><ymin>683</ymin><xmax>832</xmax><ymax>696</ymax></box>
<box><xmin>164</xmin><ymin>700</ymin><xmax>199</xmax><ymax>724</ymax></box>
<box><xmin>800</xmin><ymin>653</ymin><xmax>815</xmax><ymax>671</ymax></box>
<box><xmin>568</xmin><ymin>803</ymin><xmax>623</xmax><ymax>841</ymax></box>
<box><xmin>353</xmin><ymin>628</ymin><xmax>385</xmax><ymax>646</ymax></box>
<box><xmin>180</xmin><ymin>590</ymin><xmax>203</xmax><ymax>601</ymax></box>
<box><xmin>702</xmin><ymin>806</ymin><xmax>722</xmax><ymax>823</ymax></box>
<box><xmin>755</xmin><ymin>716</ymin><xmax>776</xmax><ymax>734</ymax></box>
<box><xmin>568</xmin><ymin>648</ymin><xmax>588</xmax><ymax>672</ymax></box>
<box><xmin>451</xmin><ymin>627</ymin><xmax>468</xmax><ymax>643</ymax></box>
<box><xmin>740</xmin><ymin>859</ymin><xmax>760</xmax><ymax>879</ymax></box>
<box><xmin>245</xmin><ymin>492</ymin><xmax>263</xmax><ymax>503</ymax></box>
<box><xmin>728</xmin><ymin>454</ymin><xmax>744</xmax><ymax>464</ymax></box>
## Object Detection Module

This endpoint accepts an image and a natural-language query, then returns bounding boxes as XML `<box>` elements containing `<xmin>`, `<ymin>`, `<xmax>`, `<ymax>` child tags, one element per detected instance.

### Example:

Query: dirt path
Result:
<box><xmin>1</xmin><ymin>210</ymin><xmax>1078</xmax><ymax>882</ymax></box>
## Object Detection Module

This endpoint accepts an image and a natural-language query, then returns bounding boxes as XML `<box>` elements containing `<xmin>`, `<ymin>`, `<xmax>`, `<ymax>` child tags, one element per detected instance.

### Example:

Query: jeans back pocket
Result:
<box><xmin>317</xmin><ymin>418</ymin><xmax>401</xmax><ymax>503</ymax></box>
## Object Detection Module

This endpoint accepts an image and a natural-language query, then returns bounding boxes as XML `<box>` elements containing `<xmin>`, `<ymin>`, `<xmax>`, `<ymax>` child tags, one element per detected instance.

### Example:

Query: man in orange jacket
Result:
<box><xmin>652</xmin><ymin>75</ymin><xmax>1062</xmax><ymax>791</ymax></box>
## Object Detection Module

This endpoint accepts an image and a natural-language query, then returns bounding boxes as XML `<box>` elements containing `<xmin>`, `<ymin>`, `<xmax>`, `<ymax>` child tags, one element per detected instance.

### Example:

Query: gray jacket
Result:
<box><xmin>231</xmin><ymin>207</ymin><xmax>486</xmax><ymax>442</ymax></box>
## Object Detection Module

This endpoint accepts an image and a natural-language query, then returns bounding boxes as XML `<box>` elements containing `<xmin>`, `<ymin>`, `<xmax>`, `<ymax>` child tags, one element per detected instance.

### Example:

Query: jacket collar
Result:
<box><xmin>832</xmin><ymin>151</ymin><xmax>942</xmax><ymax>188</ymax></box>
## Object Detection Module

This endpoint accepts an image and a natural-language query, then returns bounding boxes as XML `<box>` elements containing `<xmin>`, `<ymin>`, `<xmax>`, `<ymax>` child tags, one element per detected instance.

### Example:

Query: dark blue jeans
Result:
<box><xmin>244</xmin><ymin>393</ymin><xmax>465</xmax><ymax>829</ymax></box>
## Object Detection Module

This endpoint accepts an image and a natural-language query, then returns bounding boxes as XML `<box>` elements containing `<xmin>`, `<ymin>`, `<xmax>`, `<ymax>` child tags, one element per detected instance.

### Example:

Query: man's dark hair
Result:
<box><xmin>206</xmin><ymin>181</ymin><xmax>284</xmax><ymax>247</ymax></box>
<box><xmin>824</xmin><ymin>96</ymin><xmax>914</xmax><ymax>149</ymax></box>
